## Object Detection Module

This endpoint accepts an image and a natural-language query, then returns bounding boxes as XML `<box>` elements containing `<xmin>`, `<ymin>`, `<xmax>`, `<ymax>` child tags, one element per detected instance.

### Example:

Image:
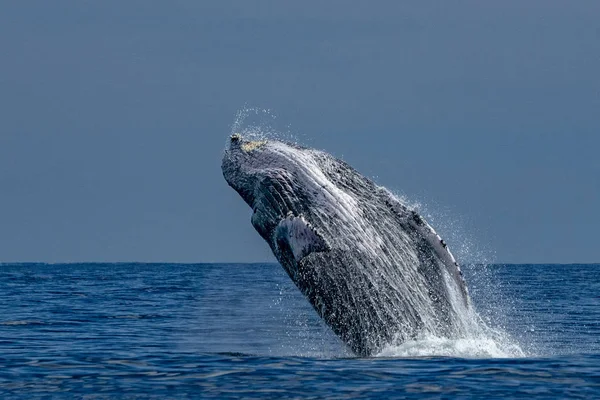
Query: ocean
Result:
<box><xmin>0</xmin><ymin>262</ymin><xmax>598</xmax><ymax>398</ymax></box>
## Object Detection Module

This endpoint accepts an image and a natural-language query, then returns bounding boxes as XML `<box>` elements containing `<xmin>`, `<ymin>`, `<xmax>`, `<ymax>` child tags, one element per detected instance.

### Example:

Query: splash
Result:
<box><xmin>230</xmin><ymin>106</ymin><xmax>299</xmax><ymax>144</ymax></box>
<box><xmin>377</xmin><ymin>334</ymin><xmax>525</xmax><ymax>358</ymax></box>
<box><xmin>374</xmin><ymin>193</ymin><xmax>527</xmax><ymax>358</ymax></box>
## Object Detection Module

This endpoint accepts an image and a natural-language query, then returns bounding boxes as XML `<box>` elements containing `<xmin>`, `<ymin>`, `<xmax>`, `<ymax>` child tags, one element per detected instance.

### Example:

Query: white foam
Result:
<box><xmin>376</xmin><ymin>334</ymin><xmax>526</xmax><ymax>359</ymax></box>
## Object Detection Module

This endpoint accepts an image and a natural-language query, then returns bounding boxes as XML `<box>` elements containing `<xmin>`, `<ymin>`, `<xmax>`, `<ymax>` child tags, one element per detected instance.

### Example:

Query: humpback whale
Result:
<box><xmin>222</xmin><ymin>134</ymin><xmax>475</xmax><ymax>357</ymax></box>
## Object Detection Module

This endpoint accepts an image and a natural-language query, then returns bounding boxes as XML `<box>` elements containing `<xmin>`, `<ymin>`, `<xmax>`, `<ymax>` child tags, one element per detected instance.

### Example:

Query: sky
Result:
<box><xmin>1</xmin><ymin>1</ymin><xmax>599</xmax><ymax>264</ymax></box>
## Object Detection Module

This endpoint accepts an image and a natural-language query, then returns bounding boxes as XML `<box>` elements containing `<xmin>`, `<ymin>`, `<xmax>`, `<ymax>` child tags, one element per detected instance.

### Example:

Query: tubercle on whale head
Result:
<box><xmin>228</xmin><ymin>133</ymin><xmax>267</xmax><ymax>152</ymax></box>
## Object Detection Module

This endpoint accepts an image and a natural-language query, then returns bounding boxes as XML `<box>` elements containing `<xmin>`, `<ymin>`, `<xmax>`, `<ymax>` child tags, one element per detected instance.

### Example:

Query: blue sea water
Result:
<box><xmin>0</xmin><ymin>263</ymin><xmax>598</xmax><ymax>398</ymax></box>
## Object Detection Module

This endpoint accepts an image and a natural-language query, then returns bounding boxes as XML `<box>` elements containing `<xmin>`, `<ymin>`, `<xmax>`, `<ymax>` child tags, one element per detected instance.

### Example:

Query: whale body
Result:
<box><xmin>222</xmin><ymin>134</ymin><xmax>474</xmax><ymax>356</ymax></box>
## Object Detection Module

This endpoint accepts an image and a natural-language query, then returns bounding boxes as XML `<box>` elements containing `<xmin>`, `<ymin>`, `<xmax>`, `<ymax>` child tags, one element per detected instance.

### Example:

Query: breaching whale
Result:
<box><xmin>222</xmin><ymin>134</ymin><xmax>474</xmax><ymax>357</ymax></box>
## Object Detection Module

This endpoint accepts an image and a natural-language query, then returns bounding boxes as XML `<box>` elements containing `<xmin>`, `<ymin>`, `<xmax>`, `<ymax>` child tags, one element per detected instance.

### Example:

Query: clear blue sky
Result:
<box><xmin>1</xmin><ymin>1</ymin><xmax>598</xmax><ymax>263</ymax></box>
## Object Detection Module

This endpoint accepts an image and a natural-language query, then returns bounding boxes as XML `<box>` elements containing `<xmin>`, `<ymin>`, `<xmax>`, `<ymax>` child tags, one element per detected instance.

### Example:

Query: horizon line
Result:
<box><xmin>1</xmin><ymin>261</ymin><xmax>598</xmax><ymax>266</ymax></box>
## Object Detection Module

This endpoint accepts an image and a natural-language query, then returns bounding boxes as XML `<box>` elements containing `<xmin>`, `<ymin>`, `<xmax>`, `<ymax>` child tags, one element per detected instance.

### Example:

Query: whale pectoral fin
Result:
<box><xmin>273</xmin><ymin>215</ymin><xmax>329</xmax><ymax>261</ymax></box>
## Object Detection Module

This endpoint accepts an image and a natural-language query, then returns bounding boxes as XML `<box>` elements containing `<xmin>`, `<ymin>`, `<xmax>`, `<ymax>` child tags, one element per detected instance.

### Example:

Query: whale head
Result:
<box><xmin>222</xmin><ymin>134</ymin><xmax>352</xmax><ymax>262</ymax></box>
<box><xmin>222</xmin><ymin>133</ymin><xmax>309</xmax><ymax>221</ymax></box>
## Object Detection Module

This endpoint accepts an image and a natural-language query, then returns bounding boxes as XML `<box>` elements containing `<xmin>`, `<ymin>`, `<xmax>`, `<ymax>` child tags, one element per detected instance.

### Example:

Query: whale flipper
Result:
<box><xmin>274</xmin><ymin>215</ymin><xmax>329</xmax><ymax>262</ymax></box>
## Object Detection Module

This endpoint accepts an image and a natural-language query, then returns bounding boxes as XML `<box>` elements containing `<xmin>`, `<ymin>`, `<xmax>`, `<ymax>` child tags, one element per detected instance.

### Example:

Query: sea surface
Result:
<box><xmin>0</xmin><ymin>262</ymin><xmax>598</xmax><ymax>398</ymax></box>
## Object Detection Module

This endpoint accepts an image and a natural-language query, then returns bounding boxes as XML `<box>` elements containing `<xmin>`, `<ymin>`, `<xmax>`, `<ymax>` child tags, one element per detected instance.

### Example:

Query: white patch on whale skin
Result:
<box><xmin>264</xmin><ymin>142</ymin><xmax>386</xmax><ymax>258</ymax></box>
<box><xmin>274</xmin><ymin>214</ymin><xmax>328</xmax><ymax>261</ymax></box>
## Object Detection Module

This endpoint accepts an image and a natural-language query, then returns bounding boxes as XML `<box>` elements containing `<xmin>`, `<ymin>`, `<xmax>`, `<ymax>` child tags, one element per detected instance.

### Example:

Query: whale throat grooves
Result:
<box><xmin>222</xmin><ymin>135</ymin><xmax>478</xmax><ymax>357</ymax></box>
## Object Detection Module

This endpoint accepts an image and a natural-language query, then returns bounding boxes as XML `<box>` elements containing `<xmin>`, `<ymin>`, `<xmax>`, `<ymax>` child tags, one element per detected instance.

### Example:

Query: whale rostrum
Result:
<box><xmin>222</xmin><ymin>134</ymin><xmax>475</xmax><ymax>357</ymax></box>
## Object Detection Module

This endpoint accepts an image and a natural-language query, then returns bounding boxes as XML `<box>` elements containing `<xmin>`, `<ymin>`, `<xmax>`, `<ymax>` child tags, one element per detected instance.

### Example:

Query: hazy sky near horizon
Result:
<box><xmin>1</xmin><ymin>1</ymin><xmax>599</xmax><ymax>263</ymax></box>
